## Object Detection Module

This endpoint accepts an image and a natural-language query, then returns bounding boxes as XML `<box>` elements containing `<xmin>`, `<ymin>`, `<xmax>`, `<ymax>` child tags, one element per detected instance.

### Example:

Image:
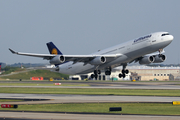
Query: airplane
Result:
<box><xmin>9</xmin><ymin>31</ymin><xmax>173</xmax><ymax>79</ymax></box>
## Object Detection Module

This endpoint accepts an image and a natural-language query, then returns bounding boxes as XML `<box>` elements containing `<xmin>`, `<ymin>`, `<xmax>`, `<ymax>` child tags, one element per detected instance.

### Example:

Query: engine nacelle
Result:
<box><xmin>50</xmin><ymin>55</ymin><xmax>65</xmax><ymax>64</ymax></box>
<box><xmin>90</xmin><ymin>56</ymin><xmax>106</xmax><ymax>65</ymax></box>
<box><xmin>139</xmin><ymin>56</ymin><xmax>154</xmax><ymax>65</ymax></box>
<box><xmin>153</xmin><ymin>54</ymin><xmax>166</xmax><ymax>63</ymax></box>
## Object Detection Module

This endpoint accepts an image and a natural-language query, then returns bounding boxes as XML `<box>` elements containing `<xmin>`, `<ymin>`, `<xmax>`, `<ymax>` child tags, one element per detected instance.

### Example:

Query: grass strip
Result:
<box><xmin>0</xmin><ymin>87</ymin><xmax>180</xmax><ymax>96</ymax></box>
<box><xmin>0</xmin><ymin>69</ymin><xmax>69</xmax><ymax>79</ymax></box>
<box><xmin>0</xmin><ymin>103</ymin><xmax>180</xmax><ymax>115</ymax></box>
<box><xmin>0</xmin><ymin>99</ymin><xmax>23</xmax><ymax>102</ymax></box>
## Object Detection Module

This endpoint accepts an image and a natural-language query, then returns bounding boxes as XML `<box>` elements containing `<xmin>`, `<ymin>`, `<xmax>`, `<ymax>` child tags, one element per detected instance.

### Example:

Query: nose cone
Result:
<box><xmin>168</xmin><ymin>35</ymin><xmax>174</xmax><ymax>41</ymax></box>
<box><xmin>164</xmin><ymin>35</ymin><xmax>174</xmax><ymax>46</ymax></box>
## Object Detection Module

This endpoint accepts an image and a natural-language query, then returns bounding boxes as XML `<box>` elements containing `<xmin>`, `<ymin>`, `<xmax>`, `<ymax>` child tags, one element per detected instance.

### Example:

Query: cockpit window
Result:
<box><xmin>161</xmin><ymin>33</ymin><xmax>169</xmax><ymax>36</ymax></box>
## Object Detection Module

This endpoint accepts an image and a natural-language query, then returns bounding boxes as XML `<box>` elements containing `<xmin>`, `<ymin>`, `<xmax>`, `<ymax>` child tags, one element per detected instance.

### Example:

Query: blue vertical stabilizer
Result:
<box><xmin>46</xmin><ymin>42</ymin><xmax>63</xmax><ymax>55</ymax></box>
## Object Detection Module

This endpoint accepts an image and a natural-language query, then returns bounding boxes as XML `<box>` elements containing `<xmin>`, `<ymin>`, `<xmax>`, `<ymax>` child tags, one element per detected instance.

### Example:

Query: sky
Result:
<box><xmin>0</xmin><ymin>0</ymin><xmax>180</xmax><ymax>64</ymax></box>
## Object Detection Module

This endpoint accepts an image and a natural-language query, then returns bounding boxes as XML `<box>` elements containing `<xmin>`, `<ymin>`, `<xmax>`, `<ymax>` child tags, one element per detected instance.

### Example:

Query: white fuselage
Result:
<box><xmin>58</xmin><ymin>32</ymin><xmax>173</xmax><ymax>75</ymax></box>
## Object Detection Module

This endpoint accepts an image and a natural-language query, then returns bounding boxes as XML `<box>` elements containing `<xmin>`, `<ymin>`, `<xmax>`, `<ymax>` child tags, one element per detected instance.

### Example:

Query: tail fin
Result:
<box><xmin>46</xmin><ymin>42</ymin><xmax>63</xmax><ymax>55</ymax></box>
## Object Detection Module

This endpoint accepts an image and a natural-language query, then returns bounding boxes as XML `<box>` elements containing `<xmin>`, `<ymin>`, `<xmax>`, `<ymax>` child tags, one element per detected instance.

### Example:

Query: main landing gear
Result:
<box><xmin>91</xmin><ymin>64</ymin><xmax>129</xmax><ymax>79</ymax></box>
<box><xmin>119</xmin><ymin>69</ymin><xmax>129</xmax><ymax>78</ymax></box>
<box><xmin>91</xmin><ymin>70</ymin><xmax>101</xmax><ymax>79</ymax></box>
<box><xmin>118</xmin><ymin>63</ymin><xmax>129</xmax><ymax>78</ymax></box>
<box><xmin>91</xmin><ymin>68</ymin><xmax>111</xmax><ymax>80</ymax></box>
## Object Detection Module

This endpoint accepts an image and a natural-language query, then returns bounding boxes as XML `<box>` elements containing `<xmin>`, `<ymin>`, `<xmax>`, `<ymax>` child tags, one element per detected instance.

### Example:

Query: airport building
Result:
<box><xmin>127</xmin><ymin>66</ymin><xmax>180</xmax><ymax>81</ymax></box>
<box><xmin>70</xmin><ymin>66</ymin><xmax>180</xmax><ymax>81</ymax></box>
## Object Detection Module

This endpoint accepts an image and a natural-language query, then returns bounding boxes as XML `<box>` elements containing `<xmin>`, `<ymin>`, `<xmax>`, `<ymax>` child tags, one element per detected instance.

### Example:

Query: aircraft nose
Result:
<box><xmin>168</xmin><ymin>35</ymin><xmax>174</xmax><ymax>41</ymax></box>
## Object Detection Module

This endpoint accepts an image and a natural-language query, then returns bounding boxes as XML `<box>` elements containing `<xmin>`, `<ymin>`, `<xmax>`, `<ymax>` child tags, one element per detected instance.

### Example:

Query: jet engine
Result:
<box><xmin>90</xmin><ymin>56</ymin><xmax>106</xmax><ymax>65</ymax></box>
<box><xmin>153</xmin><ymin>54</ymin><xmax>166</xmax><ymax>63</ymax></box>
<box><xmin>50</xmin><ymin>55</ymin><xmax>65</xmax><ymax>64</ymax></box>
<box><xmin>139</xmin><ymin>56</ymin><xmax>154</xmax><ymax>65</ymax></box>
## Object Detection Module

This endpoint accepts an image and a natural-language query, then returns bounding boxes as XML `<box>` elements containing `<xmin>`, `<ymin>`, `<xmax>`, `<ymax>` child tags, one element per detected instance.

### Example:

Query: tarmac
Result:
<box><xmin>0</xmin><ymin>80</ymin><xmax>180</xmax><ymax>89</ymax></box>
<box><xmin>1</xmin><ymin>112</ymin><xmax>180</xmax><ymax>120</ymax></box>
<box><xmin>0</xmin><ymin>93</ymin><xmax>180</xmax><ymax>104</ymax></box>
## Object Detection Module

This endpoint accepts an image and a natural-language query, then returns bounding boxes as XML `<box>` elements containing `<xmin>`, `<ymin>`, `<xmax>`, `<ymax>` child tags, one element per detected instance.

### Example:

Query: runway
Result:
<box><xmin>0</xmin><ymin>112</ymin><xmax>180</xmax><ymax>120</ymax></box>
<box><xmin>0</xmin><ymin>81</ymin><xmax>180</xmax><ymax>89</ymax></box>
<box><xmin>0</xmin><ymin>93</ymin><xmax>180</xmax><ymax>105</ymax></box>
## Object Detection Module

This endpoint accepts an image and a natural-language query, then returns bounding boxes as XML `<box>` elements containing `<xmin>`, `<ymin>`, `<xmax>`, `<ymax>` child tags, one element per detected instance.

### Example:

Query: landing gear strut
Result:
<box><xmin>158</xmin><ymin>49</ymin><xmax>163</xmax><ymax>57</ymax></box>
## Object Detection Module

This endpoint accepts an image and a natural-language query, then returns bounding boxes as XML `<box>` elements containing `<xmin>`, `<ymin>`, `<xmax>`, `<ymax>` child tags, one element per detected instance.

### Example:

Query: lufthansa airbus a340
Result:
<box><xmin>9</xmin><ymin>31</ymin><xmax>173</xmax><ymax>79</ymax></box>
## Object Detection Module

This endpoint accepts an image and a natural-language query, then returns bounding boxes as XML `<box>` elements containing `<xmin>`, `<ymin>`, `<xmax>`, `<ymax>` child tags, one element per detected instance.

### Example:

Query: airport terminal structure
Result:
<box><xmin>70</xmin><ymin>65</ymin><xmax>180</xmax><ymax>81</ymax></box>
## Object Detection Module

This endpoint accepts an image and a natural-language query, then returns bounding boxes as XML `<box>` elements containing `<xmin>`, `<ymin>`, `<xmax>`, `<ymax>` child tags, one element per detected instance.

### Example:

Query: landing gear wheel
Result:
<box><xmin>94</xmin><ymin>70</ymin><xmax>101</xmax><ymax>75</ymax></box>
<box><xmin>122</xmin><ymin>69</ymin><xmax>129</xmax><ymax>74</ymax></box>
<box><xmin>125</xmin><ymin>69</ymin><xmax>129</xmax><ymax>74</ymax></box>
<box><xmin>94</xmin><ymin>70</ymin><xmax>98</xmax><ymax>75</ymax></box>
<box><xmin>105</xmin><ymin>71</ymin><xmax>111</xmax><ymax>75</ymax></box>
<box><xmin>91</xmin><ymin>74</ymin><xmax>98</xmax><ymax>80</ymax></box>
<box><xmin>119</xmin><ymin>74</ymin><xmax>123</xmax><ymax>78</ymax></box>
<box><xmin>119</xmin><ymin>73</ymin><xmax>126</xmax><ymax>78</ymax></box>
<box><xmin>91</xmin><ymin>74</ymin><xmax>95</xmax><ymax>78</ymax></box>
<box><xmin>98</xmin><ymin>70</ymin><xmax>101</xmax><ymax>74</ymax></box>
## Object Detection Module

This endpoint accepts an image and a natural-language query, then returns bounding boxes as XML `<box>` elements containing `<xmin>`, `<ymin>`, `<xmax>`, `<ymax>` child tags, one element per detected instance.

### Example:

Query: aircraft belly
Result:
<box><xmin>72</xmin><ymin>63</ymin><xmax>94</xmax><ymax>74</ymax></box>
<box><xmin>76</xmin><ymin>67</ymin><xmax>95</xmax><ymax>74</ymax></box>
<box><xmin>151</xmin><ymin>41</ymin><xmax>171</xmax><ymax>50</ymax></box>
<box><xmin>126</xmin><ymin>46</ymin><xmax>152</xmax><ymax>59</ymax></box>
<box><xmin>59</xmin><ymin>62</ymin><xmax>95</xmax><ymax>75</ymax></box>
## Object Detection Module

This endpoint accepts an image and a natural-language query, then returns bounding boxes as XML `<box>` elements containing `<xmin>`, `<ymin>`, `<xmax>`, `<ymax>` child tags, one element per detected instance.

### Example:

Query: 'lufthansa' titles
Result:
<box><xmin>134</xmin><ymin>35</ymin><xmax>151</xmax><ymax>43</ymax></box>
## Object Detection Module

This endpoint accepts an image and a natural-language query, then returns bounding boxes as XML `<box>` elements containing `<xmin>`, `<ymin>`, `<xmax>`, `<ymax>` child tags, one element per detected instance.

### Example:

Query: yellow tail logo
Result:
<box><xmin>51</xmin><ymin>48</ymin><xmax>58</xmax><ymax>55</ymax></box>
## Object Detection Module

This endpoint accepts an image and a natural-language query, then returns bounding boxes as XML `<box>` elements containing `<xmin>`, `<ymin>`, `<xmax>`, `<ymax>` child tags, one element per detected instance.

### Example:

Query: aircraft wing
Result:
<box><xmin>9</xmin><ymin>48</ymin><xmax>121</xmax><ymax>63</ymax></box>
<box><xmin>9</xmin><ymin>48</ymin><xmax>55</xmax><ymax>60</ymax></box>
<box><xmin>64</xmin><ymin>54</ymin><xmax>121</xmax><ymax>65</ymax></box>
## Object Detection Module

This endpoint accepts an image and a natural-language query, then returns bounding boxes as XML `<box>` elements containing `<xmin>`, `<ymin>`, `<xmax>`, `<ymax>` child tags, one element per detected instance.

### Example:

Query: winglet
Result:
<box><xmin>9</xmin><ymin>48</ymin><xmax>17</xmax><ymax>54</ymax></box>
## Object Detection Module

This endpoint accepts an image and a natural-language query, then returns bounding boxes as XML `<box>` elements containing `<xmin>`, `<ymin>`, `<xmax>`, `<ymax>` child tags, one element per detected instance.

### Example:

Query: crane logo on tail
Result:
<box><xmin>51</xmin><ymin>48</ymin><xmax>58</xmax><ymax>55</ymax></box>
